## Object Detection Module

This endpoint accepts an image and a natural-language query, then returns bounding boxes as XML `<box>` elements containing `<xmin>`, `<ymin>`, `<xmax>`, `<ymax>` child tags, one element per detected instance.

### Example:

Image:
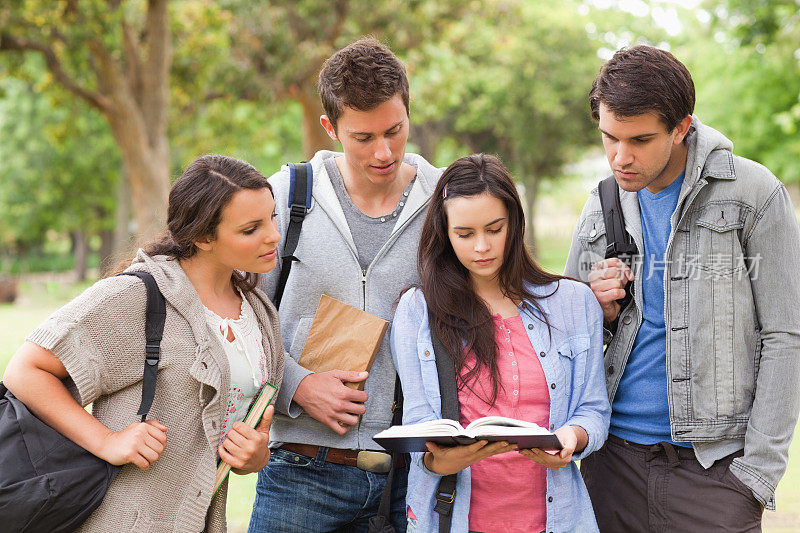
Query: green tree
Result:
<box><xmin>713</xmin><ymin>0</ymin><xmax>800</xmax><ymax>45</ymax></box>
<box><xmin>681</xmin><ymin>1</ymin><xmax>800</xmax><ymax>182</ymax></box>
<box><xmin>0</xmin><ymin>74</ymin><xmax>120</xmax><ymax>279</ymax></box>
<box><xmin>681</xmin><ymin>37</ymin><xmax>800</xmax><ymax>183</ymax></box>
<box><xmin>1</xmin><ymin>0</ymin><xmax>172</xmax><ymax>242</ymax></box>
<box><xmin>410</xmin><ymin>0</ymin><xmax>602</xmax><ymax>244</ymax></box>
<box><xmin>221</xmin><ymin>0</ymin><xmax>467</xmax><ymax>158</ymax></box>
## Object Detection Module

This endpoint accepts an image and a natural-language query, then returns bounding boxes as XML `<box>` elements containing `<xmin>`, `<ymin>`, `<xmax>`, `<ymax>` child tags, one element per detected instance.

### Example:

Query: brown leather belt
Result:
<box><xmin>277</xmin><ymin>443</ymin><xmax>405</xmax><ymax>472</ymax></box>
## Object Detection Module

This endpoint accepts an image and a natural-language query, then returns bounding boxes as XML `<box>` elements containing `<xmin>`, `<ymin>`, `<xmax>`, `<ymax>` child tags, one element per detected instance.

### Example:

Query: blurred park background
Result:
<box><xmin>1</xmin><ymin>0</ymin><xmax>799</xmax><ymax>530</ymax></box>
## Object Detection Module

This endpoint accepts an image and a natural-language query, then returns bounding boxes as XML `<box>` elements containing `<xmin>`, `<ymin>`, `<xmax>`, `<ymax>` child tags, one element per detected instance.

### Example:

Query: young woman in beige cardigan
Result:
<box><xmin>3</xmin><ymin>155</ymin><xmax>285</xmax><ymax>532</ymax></box>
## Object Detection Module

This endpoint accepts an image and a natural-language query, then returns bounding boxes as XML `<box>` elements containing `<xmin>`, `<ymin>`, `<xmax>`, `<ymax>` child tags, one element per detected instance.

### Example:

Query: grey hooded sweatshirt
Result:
<box><xmin>261</xmin><ymin>150</ymin><xmax>442</xmax><ymax>450</ymax></box>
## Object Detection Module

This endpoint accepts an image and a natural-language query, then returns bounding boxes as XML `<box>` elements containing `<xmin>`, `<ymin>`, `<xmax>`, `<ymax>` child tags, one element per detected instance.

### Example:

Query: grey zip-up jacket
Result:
<box><xmin>261</xmin><ymin>150</ymin><xmax>442</xmax><ymax>451</ymax></box>
<box><xmin>565</xmin><ymin>116</ymin><xmax>800</xmax><ymax>509</ymax></box>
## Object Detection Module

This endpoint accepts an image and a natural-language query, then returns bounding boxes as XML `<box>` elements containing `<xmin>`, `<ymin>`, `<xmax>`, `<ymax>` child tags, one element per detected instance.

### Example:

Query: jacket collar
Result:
<box><xmin>522</xmin><ymin>281</ymin><xmax>555</xmax><ymax>316</ymax></box>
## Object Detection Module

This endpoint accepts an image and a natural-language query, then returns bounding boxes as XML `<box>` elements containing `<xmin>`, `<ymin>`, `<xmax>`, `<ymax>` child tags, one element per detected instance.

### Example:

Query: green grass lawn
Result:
<box><xmin>1</xmin><ymin>277</ymin><xmax>799</xmax><ymax>532</ymax></box>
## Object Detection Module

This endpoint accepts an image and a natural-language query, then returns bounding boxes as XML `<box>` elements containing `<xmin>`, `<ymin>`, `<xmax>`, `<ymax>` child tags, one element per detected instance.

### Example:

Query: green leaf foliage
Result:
<box><xmin>0</xmin><ymin>67</ymin><xmax>119</xmax><ymax>252</ymax></box>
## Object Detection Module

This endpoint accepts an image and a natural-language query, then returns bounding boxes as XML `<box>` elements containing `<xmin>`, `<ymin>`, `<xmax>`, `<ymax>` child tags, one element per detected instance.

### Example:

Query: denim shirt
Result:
<box><xmin>390</xmin><ymin>281</ymin><xmax>610</xmax><ymax>532</ymax></box>
<box><xmin>564</xmin><ymin>116</ymin><xmax>800</xmax><ymax>509</ymax></box>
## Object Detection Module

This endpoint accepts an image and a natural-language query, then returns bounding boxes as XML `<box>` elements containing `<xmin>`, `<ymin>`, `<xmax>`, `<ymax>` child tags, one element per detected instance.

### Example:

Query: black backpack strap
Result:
<box><xmin>597</xmin><ymin>176</ymin><xmax>638</xmax><ymax>263</ymax></box>
<box><xmin>117</xmin><ymin>272</ymin><xmax>166</xmax><ymax>422</ymax></box>
<box><xmin>372</xmin><ymin>378</ymin><xmax>406</xmax><ymax>529</ymax></box>
<box><xmin>273</xmin><ymin>162</ymin><xmax>313</xmax><ymax>309</ymax></box>
<box><xmin>597</xmin><ymin>176</ymin><xmax>637</xmax><ymax>314</ymax></box>
<box><xmin>429</xmin><ymin>306</ymin><xmax>460</xmax><ymax>533</ymax></box>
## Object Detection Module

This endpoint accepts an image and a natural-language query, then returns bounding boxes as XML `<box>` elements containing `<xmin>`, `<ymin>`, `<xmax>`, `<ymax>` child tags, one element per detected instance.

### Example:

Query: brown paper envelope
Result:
<box><xmin>298</xmin><ymin>294</ymin><xmax>389</xmax><ymax>390</ymax></box>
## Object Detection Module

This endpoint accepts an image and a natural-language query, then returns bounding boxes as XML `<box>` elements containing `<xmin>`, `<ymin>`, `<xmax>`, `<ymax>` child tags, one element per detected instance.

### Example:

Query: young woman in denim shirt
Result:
<box><xmin>390</xmin><ymin>154</ymin><xmax>610</xmax><ymax>532</ymax></box>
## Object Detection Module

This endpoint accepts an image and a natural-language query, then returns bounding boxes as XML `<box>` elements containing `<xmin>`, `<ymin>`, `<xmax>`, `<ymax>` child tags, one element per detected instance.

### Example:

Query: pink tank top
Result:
<box><xmin>458</xmin><ymin>314</ymin><xmax>550</xmax><ymax>533</ymax></box>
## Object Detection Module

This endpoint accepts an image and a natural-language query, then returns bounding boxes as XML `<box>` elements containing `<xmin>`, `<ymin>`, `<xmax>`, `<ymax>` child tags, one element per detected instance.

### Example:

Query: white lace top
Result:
<box><xmin>204</xmin><ymin>293</ymin><xmax>268</xmax><ymax>445</ymax></box>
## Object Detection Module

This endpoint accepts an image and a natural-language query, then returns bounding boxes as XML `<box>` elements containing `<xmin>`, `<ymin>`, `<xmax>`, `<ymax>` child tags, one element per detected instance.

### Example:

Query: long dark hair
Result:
<box><xmin>144</xmin><ymin>154</ymin><xmax>272</xmax><ymax>293</ymax></box>
<box><xmin>419</xmin><ymin>154</ymin><xmax>564</xmax><ymax>403</ymax></box>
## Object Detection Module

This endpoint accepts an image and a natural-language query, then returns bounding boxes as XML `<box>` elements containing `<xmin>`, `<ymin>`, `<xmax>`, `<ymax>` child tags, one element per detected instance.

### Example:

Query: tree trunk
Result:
<box><xmin>72</xmin><ymin>229</ymin><xmax>89</xmax><ymax>282</ymax></box>
<box><xmin>98</xmin><ymin>229</ymin><xmax>115</xmax><ymax>277</ymax></box>
<box><xmin>527</xmin><ymin>195</ymin><xmax>537</xmax><ymax>257</ymax></box>
<box><xmin>296</xmin><ymin>86</ymin><xmax>334</xmax><ymax>159</ymax></box>
<box><xmin>514</xmin><ymin>152</ymin><xmax>538</xmax><ymax>253</ymax></box>
<box><xmin>113</xmin><ymin>168</ymin><xmax>133</xmax><ymax>262</ymax></box>
<box><xmin>522</xmin><ymin>174</ymin><xmax>539</xmax><ymax>253</ymax></box>
<box><xmin>0</xmin><ymin>277</ymin><xmax>17</xmax><ymax>303</ymax></box>
<box><xmin>105</xmin><ymin>109</ymin><xmax>169</xmax><ymax>244</ymax></box>
<box><xmin>410</xmin><ymin>122</ymin><xmax>438</xmax><ymax>163</ymax></box>
<box><xmin>95</xmin><ymin>0</ymin><xmax>170</xmax><ymax>245</ymax></box>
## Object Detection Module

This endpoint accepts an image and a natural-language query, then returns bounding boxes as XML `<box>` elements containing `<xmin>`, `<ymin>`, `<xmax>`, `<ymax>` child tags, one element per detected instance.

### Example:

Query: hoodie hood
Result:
<box><xmin>297</xmin><ymin>150</ymin><xmax>443</xmax><ymax>253</ymax></box>
<box><xmin>126</xmin><ymin>251</ymin><xmax>279</xmax><ymax>355</ymax></box>
<box><xmin>128</xmin><ymin>251</ymin><xmax>205</xmax><ymax>331</ymax></box>
<box><xmin>684</xmin><ymin>115</ymin><xmax>735</xmax><ymax>187</ymax></box>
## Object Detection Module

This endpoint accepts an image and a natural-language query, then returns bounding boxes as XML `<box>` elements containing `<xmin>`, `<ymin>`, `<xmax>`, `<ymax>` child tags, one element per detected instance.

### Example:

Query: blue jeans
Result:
<box><xmin>248</xmin><ymin>447</ymin><xmax>408</xmax><ymax>532</ymax></box>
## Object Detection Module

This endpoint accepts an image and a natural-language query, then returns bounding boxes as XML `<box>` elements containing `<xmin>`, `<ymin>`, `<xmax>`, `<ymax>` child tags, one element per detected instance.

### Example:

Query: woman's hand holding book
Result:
<box><xmin>218</xmin><ymin>405</ymin><xmax>274</xmax><ymax>475</ymax></box>
<box><xmin>423</xmin><ymin>439</ymin><xmax>518</xmax><ymax>475</ymax></box>
<box><xmin>518</xmin><ymin>425</ymin><xmax>588</xmax><ymax>470</ymax></box>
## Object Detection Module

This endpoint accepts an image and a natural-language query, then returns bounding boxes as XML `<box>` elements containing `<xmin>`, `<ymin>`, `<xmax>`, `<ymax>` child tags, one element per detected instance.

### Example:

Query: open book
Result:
<box><xmin>373</xmin><ymin>416</ymin><xmax>562</xmax><ymax>453</ymax></box>
<box><xmin>213</xmin><ymin>382</ymin><xmax>278</xmax><ymax>496</ymax></box>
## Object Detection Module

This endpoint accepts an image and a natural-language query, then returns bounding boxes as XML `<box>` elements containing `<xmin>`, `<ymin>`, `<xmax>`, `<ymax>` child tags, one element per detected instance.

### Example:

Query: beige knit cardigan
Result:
<box><xmin>27</xmin><ymin>251</ymin><xmax>284</xmax><ymax>532</ymax></box>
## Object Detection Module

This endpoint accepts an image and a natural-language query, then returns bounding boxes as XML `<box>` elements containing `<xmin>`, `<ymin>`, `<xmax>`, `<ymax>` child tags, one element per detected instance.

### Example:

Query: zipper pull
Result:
<box><xmin>362</xmin><ymin>269</ymin><xmax>367</xmax><ymax>309</ymax></box>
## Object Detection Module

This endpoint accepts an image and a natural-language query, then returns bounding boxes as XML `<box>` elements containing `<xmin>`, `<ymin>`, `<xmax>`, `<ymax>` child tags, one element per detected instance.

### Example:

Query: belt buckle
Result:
<box><xmin>356</xmin><ymin>450</ymin><xmax>392</xmax><ymax>473</ymax></box>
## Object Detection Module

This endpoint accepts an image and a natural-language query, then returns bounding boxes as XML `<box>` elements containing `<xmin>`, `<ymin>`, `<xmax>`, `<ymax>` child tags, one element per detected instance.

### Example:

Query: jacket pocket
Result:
<box><xmin>557</xmin><ymin>334</ymin><xmax>590</xmax><ymax>392</ymax></box>
<box><xmin>576</xmin><ymin>212</ymin><xmax>607</xmax><ymax>279</ymax></box>
<box><xmin>288</xmin><ymin>316</ymin><xmax>314</xmax><ymax>360</ymax></box>
<box><xmin>689</xmin><ymin>203</ymin><xmax>749</xmax><ymax>419</ymax></box>
<box><xmin>693</xmin><ymin>203</ymin><xmax>747</xmax><ymax>277</ymax></box>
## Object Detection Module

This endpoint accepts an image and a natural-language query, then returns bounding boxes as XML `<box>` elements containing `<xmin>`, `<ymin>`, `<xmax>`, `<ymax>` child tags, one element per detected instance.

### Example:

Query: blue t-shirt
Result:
<box><xmin>610</xmin><ymin>169</ymin><xmax>690</xmax><ymax>446</ymax></box>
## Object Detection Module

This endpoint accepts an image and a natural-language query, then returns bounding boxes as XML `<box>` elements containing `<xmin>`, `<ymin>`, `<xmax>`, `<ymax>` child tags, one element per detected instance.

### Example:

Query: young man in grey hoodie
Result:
<box><xmin>248</xmin><ymin>38</ymin><xmax>442</xmax><ymax>532</ymax></box>
<box><xmin>564</xmin><ymin>45</ymin><xmax>800</xmax><ymax>531</ymax></box>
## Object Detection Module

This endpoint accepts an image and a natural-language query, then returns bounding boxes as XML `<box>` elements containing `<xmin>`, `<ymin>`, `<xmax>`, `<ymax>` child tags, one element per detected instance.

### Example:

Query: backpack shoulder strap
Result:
<box><xmin>598</xmin><ymin>176</ymin><xmax>638</xmax><ymax>260</ymax></box>
<box><xmin>372</xmin><ymin>378</ymin><xmax>406</xmax><ymax>528</ymax></box>
<box><xmin>597</xmin><ymin>176</ymin><xmax>637</xmax><ymax>313</ymax></box>
<box><xmin>428</xmin><ymin>305</ymin><xmax>460</xmax><ymax>533</ymax></box>
<box><xmin>431</xmin><ymin>319</ymin><xmax>460</xmax><ymax>423</ymax></box>
<box><xmin>117</xmin><ymin>271</ymin><xmax>166</xmax><ymax>422</ymax></box>
<box><xmin>273</xmin><ymin>162</ymin><xmax>313</xmax><ymax>309</ymax></box>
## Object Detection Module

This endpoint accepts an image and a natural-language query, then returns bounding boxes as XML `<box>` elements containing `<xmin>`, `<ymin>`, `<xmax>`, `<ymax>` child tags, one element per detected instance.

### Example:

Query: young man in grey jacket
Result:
<box><xmin>248</xmin><ymin>38</ymin><xmax>442</xmax><ymax>532</ymax></box>
<box><xmin>565</xmin><ymin>45</ymin><xmax>800</xmax><ymax>531</ymax></box>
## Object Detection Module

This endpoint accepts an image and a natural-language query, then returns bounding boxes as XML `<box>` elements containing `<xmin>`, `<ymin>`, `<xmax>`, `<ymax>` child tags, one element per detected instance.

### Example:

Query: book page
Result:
<box><xmin>466</xmin><ymin>425</ymin><xmax>550</xmax><ymax>438</ymax></box>
<box><xmin>375</xmin><ymin>418</ymin><xmax>465</xmax><ymax>438</ymax></box>
<box><xmin>373</xmin><ymin>416</ymin><xmax>563</xmax><ymax>453</ymax></box>
<box><xmin>464</xmin><ymin>415</ymin><xmax>547</xmax><ymax>432</ymax></box>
